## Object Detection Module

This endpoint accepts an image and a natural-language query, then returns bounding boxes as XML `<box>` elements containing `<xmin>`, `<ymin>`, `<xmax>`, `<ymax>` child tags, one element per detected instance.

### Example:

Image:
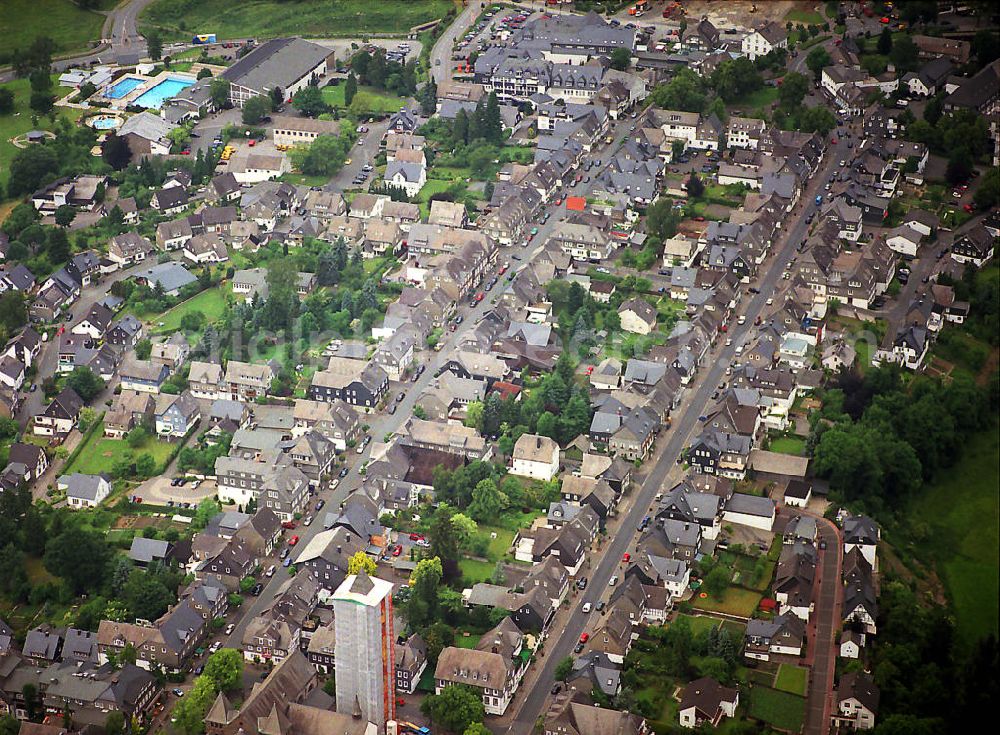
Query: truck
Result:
<box><xmin>192</xmin><ymin>34</ymin><xmax>217</xmax><ymax>45</ymax></box>
<box><xmin>629</xmin><ymin>1</ymin><xmax>649</xmax><ymax>16</ymax></box>
<box><xmin>662</xmin><ymin>1</ymin><xmax>682</xmax><ymax>18</ymax></box>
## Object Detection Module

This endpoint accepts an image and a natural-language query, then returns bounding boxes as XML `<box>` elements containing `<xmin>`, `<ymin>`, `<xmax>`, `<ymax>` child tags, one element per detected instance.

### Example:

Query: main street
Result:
<box><xmin>510</xmin><ymin>133</ymin><xmax>852</xmax><ymax>730</ymax></box>
<box><xmin>225</xmin><ymin>109</ymin><xmax>642</xmax><ymax>646</ymax></box>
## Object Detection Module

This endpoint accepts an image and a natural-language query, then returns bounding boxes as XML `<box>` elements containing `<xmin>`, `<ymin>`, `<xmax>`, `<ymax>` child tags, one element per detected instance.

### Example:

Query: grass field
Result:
<box><xmin>321</xmin><ymin>84</ymin><xmax>408</xmax><ymax>114</ymax></box>
<box><xmin>152</xmin><ymin>288</ymin><xmax>228</xmax><ymax>332</ymax></box>
<box><xmin>769</xmin><ymin>435</ymin><xmax>807</xmax><ymax>456</ymax></box>
<box><xmin>141</xmin><ymin>0</ymin><xmax>456</xmax><ymax>41</ymax></box>
<box><xmin>907</xmin><ymin>426</ymin><xmax>999</xmax><ymax>646</ymax></box>
<box><xmin>0</xmin><ymin>0</ymin><xmax>113</xmax><ymax>59</ymax></box>
<box><xmin>64</xmin><ymin>423</ymin><xmax>176</xmax><ymax>476</ymax></box>
<box><xmin>775</xmin><ymin>664</ymin><xmax>809</xmax><ymax>696</ymax></box>
<box><xmin>749</xmin><ymin>686</ymin><xmax>806</xmax><ymax>732</ymax></box>
<box><xmin>0</xmin><ymin>76</ymin><xmax>84</xmax><ymax>194</ymax></box>
<box><xmin>675</xmin><ymin>613</ymin><xmax>720</xmax><ymax>637</ymax></box>
<box><xmin>458</xmin><ymin>558</ymin><xmax>495</xmax><ymax>584</ymax></box>
<box><xmin>691</xmin><ymin>586</ymin><xmax>762</xmax><ymax>617</ymax></box>
<box><xmin>454</xmin><ymin>632</ymin><xmax>482</xmax><ymax>649</ymax></box>
<box><xmin>784</xmin><ymin>8</ymin><xmax>825</xmax><ymax>24</ymax></box>
<box><xmin>730</xmin><ymin>86</ymin><xmax>779</xmax><ymax>116</ymax></box>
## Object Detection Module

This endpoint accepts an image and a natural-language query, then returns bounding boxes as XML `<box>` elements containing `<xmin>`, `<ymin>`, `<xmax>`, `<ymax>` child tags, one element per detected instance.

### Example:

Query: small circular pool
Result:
<box><xmin>89</xmin><ymin>114</ymin><xmax>123</xmax><ymax>130</ymax></box>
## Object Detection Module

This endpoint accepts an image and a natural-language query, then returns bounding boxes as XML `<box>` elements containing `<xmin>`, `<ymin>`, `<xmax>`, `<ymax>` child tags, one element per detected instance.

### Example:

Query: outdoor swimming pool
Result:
<box><xmin>89</xmin><ymin>115</ymin><xmax>123</xmax><ymax>130</ymax></box>
<box><xmin>133</xmin><ymin>76</ymin><xmax>195</xmax><ymax>109</ymax></box>
<box><xmin>105</xmin><ymin>77</ymin><xmax>144</xmax><ymax>99</ymax></box>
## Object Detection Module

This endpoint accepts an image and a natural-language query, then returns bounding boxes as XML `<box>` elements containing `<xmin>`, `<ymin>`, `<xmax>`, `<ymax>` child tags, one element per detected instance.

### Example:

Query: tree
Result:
<box><xmin>419</xmin><ymin>78</ymin><xmax>438</xmax><ymax>116</ymax></box>
<box><xmin>101</xmin><ymin>133</ymin><xmax>132</xmax><ymax>170</ymax></box>
<box><xmin>29</xmin><ymin>90</ymin><xmax>53</xmax><ymax>115</ymax></box>
<box><xmin>555</xmin><ymin>656</ymin><xmax>575</xmax><ymax>682</ymax></box>
<box><xmin>204</xmin><ymin>648</ymin><xmax>243</xmax><ymax>692</ymax></box>
<box><xmin>421</xmin><ymin>684</ymin><xmax>485</xmax><ymax>733</ymax></box>
<box><xmin>973</xmin><ymin>167</ymin><xmax>1000</xmax><ymax>210</ymax></box>
<box><xmin>704</xmin><ymin>564</ymin><xmax>730</xmax><ymax>597</ymax></box>
<box><xmin>646</xmin><ymin>197</ymin><xmax>680</xmax><ymax>241</ymax></box>
<box><xmin>0</xmin><ymin>88</ymin><xmax>14</xmax><ymax>115</ymax></box>
<box><xmin>806</xmin><ymin>47</ymin><xmax>831</xmax><ymax>82</ymax></box>
<box><xmin>210</xmin><ymin>79</ymin><xmax>231</xmax><ymax>109</ymax></box>
<box><xmin>172</xmin><ymin>675</ymin><xmax>217</xmax><ymax>735</ymax></box>
<box><xmin>6</xmin><ymin>143</ymin><xmax>58</xmax><ymax>197</ymax></box>
<box><xmin>193</xmin><ymin>497</ymin><xmax>222</xmax><ymax>529</ymax></box>
<box><xmin>146</xmin><ymin>30</ymin><xmax>163</xmax><ymax>61</ymax></box>
<box><xmin>422</xmin><ymin>621</ymin><xmax>455</xmax><ymax>665</ymax></box>
<box><xmin>686</xmin><ymin>173</ymin><xmax>705</xmax><ymax>199</ymax></box>
<box><xmin>408</xmin><ymin>556</ymin><xmax>443</xmax><ymax>628</ymax></box>
<box><xmin>135</xmin><ymin>337</ymin><xmax>152</xmax><ymax>360</ymax></box>
<box><xmin>270</xmin><ymin>86</ymin><xmax>284</xmax><ymax>108</ymax></box>
<box><xmin>292</xmin><ymin>85</ymin><xmax>328</xmax><ymax>117</ymax></box>
<box><xmin>54</xmin><ymin>204</ymin><xmax>76</xmax><ymax>227</ymax></box>
<box><xmin>464</xmin><ymin>725</ymin><xmax>491</xmax><ymax>735</ymax></box>
<box><xmin>44</xmin><ymin>527</ymin><xmax>111</xmax><ymax>595</ymax></box>
<box><xmin>889</xmin><ymin>35</ymin><xmax>920</xmax><ymax>74</ymax></box>
<box><xmin>242</xmin><ymin>95</ymin><xmax>271</xmax><ymax>125</ymax></box>
<box><xmin>469</xmin><ymin>478</ymin><xmax>504</xmax><ymax>523</ymax></box>
<box><xmin>122</xmin><ymin>569</ymin><xmax>174</xmax><ymax>620</ymax></box>
<box><xmin>103</xmin><ymin>711</ymin><xmax>125</xmax><ymax>735</ymax></box>
<box><xmin>289</xmin><ymin>133</ymin><xmax>350</xmax><ymax>176</ymax></box>
<box><xmin>344</xmin><ymin>73</ymin><xmax>358</xmax><ymax>106</ymax></box>
<box><xmin>778</xmin><ymin>71</ymin><xmax>809</xmax><ymax>108</ymax></box>
<box><xmin>0</xmin><ymin>715</ymin><xmax>21</xmax><ymax>735</ymax></box>
<box><xmin>66</xmin><ymin>366</ymin><xmax>103</xmax><ymax>401</ymax></box>
<box><xmin>609</xmin><ymin>48</ymin><xmax>631</xmax><ymax>71</ymax></box>
<box><xmin>877</xmin><ymin>27</ymin><xmax>893</xmax><ymax>55</ymax></box>
<box><xmin>348</xmin><ymin>550</ymin><xmax>377</xmax><ymax>576</ymax></box>
<box><xmin>483</xmin><ymin>91</ymin><xmax>503</xmax><ymax>144</ymax></box>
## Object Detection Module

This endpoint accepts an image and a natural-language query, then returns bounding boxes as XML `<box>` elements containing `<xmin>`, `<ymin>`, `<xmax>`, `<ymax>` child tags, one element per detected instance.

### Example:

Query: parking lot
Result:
<box><xmin>139</xmin><ymin>475</ymin><xmax>217</xmax><ymax>506</ymax></box>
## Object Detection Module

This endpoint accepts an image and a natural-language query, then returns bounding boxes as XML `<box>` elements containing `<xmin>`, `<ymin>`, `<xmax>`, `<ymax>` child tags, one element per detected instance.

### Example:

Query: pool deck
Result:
<box><xmin>102</xmin><ymin>71</ymin><xmax>197</xmax><ymax>110</ymax></box>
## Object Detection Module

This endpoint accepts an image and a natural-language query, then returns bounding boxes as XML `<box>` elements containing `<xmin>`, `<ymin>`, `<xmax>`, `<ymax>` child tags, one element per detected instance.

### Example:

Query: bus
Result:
<box><xmin>192</xmin><ymin>34</ymin><xmax>217</xmax><ymax>45</ymax></box>
<box><xmin>629</xmin><ymin>0</ymin><xmax>650</xmax><ymax>16</ymax></box>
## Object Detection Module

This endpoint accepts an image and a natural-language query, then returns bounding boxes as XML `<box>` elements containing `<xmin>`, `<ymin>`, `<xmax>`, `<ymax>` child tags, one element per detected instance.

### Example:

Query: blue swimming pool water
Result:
<box><xmin>133</xmin><ymin>76</ymin><xmax>195</xmax><ymax>109</ymax></box>
<box><xmin>105</xmin><ymin>77</ymin><xmax>143</xmax><ymax>99</ymax></box>
<box><xmin>91</xmin><ymin>116</ymin><xmax>121</xmax><ymax>130</ymax></box>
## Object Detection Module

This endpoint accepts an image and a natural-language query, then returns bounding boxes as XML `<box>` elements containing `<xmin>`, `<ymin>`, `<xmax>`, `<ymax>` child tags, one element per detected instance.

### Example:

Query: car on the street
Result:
<box><xmin>265</xmin><ymin>565</ymin><xmax>276</xmax><ymax>577</ymax></box>
<box><xmin>551</xmin><ymin>683</ymin><xmax>562</xmax><ymax>695</ymax></box>
<box><xmin>250</xmin><ymin>583</ymin><xmax>263</xmax><ymax>596</ymax></box>
<box><xmin>173</xmin><ymin>689</ymin><xmax>185</xmax><ymax>697</ymax></box>
<box><xmin>281</xmin><ymin>520</ymin><xmax>297</xmax><ymax>530</ymax></box>
<box><xmin>609</xmin><ymin>575</ymin><xmax>618</xmax><ymax>586</ymax></box>
<box><xmin>225</xmin><ymin>623</ymin><xmax>235</xmax><ymax>635</ymax></box>
<box><xmin>315</xmin><ymin>499</ymin><xmax>325</xmax><ymax>511</ymax></box>
<box><xmin>595</xmin><ymin>601</ymin><xmax>606</xmax><ymax>613</ymax></box>
<box><xmin>579</xmin><ymin>633</ymin><xmax>589</xmax><ymax>643</ymax></box>
<box><xmin>576</xmin><ymin>577</ymin><xmax>587</xmax><ymax>590</ymax></box>
<box><xmin>288</xmin><ymin>535</ymin><xmax>300</xmax><ymax>546</ymax></box>
<box><xmin>582</xmin><ymin>602</ymin><xmax>592</xmax><ymax>613</ymax></box>
<box><xmin>574</xmin><ymin>642</ymin><xmax>585</xmax><ymax>653</ymax></box>
<box><xmin>339</xmin><ymin>467</ymin><xmax>349</xmax><ymax>478</ymax></box>
<box><xmin>303</xmin><ymin>516</ymin><xmax>313</xmax><ymax>526</ymax></box>
<box><xmin>209</xmin><ymin>641</ymin><xmax>222</xmax><ymax>653</ymax></box>
<box><xmin>392</xmin><ymin>545</ymin><xmax>403</xmax><ymax>557</ymax></box>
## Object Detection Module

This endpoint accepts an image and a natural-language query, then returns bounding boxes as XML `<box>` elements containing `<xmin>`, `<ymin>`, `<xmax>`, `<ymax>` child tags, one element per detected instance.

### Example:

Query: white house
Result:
<box><xmin>510</xmin><ymin>434</ymin><xmax>560</xmax><ymax>481</ymax></box>
<box><xmin>384</xmin><ymin>161</ymin><xmax>426</xmax><ymax>197</ymax></box>
<box><xmin>59</xmin><ymin>473</ymin><xmax>112</xmax><ymax>509</ymax></box>
<box><xmin>678</xmin><ymin>677</ymin><xmax>739</xmax><ymax>729</ymax></box>
<box><xmin>722</xmin><ymin>493</ymin><xmax>776</xmax><ymax>532</ymax></box>
<box><xmin>741</xmin><ymin>22</ymin><xmax>787</xmax><ymax>61</ymax></box>
<box><xmin>840</xmin><ymin>630</ymin><xmax>865</xmax><ymax>659</ymax></box>
<box><xmin>837</xmin><ymin>672</ymin><xmax>879</xmax><ymax>730</ymax></box>
<box><xmin>618</xmin><ymin>298</ymin><xmax>657</xmax><ymax>335</ymax></box>
<box><xmin>885</xmin><ymin>225</ymin><xmax>922</xmax><ymax>257</ymax></box>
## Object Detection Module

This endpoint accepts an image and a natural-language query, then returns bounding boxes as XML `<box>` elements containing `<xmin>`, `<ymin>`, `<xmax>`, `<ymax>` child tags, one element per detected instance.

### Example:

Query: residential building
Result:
<box><xmin>510</xmin><ymin>434</ymin><xmax>560</xmax><ymax>481</ymax></box>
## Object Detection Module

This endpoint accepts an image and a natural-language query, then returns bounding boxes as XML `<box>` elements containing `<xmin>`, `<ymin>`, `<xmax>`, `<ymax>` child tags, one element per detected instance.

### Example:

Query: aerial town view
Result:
<box><xmin>0</xmin><ymin>0</ymin><xmax>996</xmax><ymax>734</ymax></box>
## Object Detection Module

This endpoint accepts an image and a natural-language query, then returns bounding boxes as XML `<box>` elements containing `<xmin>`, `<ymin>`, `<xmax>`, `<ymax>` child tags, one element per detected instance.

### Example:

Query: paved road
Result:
<box><xmin>804</xmin><ymin>516</ymin><xmax>843</xmax><ymax>735</ymax></box>
<box><xmin>224</xmin><ymin>111</ymin><xmax>638</xmax><ymax>645</ymax></box>
<box><xmin>17</xmin><ymin>261</ymin><xmax>147</xmax><ymax>429</ymax></box>
<box><xmin>430</xmin><ymin>1</ymin><xmax>479</xmax><ymax>85</ymax></box>
<box><xmin>510</xmin><ymin>134</ymin><xmax>852</xmax><ymax>728</ymax></box>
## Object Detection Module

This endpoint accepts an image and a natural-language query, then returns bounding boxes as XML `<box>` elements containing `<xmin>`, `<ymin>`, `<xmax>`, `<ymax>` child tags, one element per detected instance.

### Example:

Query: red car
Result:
<box><xmin>554</xmin><ymin>197</ymin><xmax>563</xmax><ymax>206</ymax></box>
<box><xmin>499</xmin><ymin>265</ymin><xmax>508</xmax><ymax>275</ymax></box>
<box><xmin>288</xmin><ymin>535</ymin><xmax>300</xmax><ymax>546</ymax></box>
<box><xmin>831</xmin><ymin>137</ymin><xmax>838</xmax><ymax>145</ymax></box>
<box><xmin>409</xmin><ymin>533</ymin><xmax>424</xmax><ymax>541</ymax></box>
<box><xmin>585</xmin><ymin>365</ymin><xmax>594</xmax><ymax>375</ymax></box>
<box><xmin>622</xmin><ymin>553</ymin><xmax>631</xmax><ymax>563</ymax></box>
<box><xmin>579</xmin><ymin>633</ymin><xmax>589</xmax><ymax>643</ymax></box>
<box><xmin>880</xmin><ymin>16</ymin><xmax>890</xmax><ymax>23</ymax></box>
<box><xmin>474</xmin><ymin>292</ymin><xmax>485</xmax><ymax>303</ymax></box>
<box><xmin>963</xmin><ymin>204</ymin><xmax>974</xmax><ymax>213</ymax></box>
<box><xmin>281</xmin><ymin>521</ymin><xmax>297</xmax><ymax>530</ymax></box>
<box><xmin>392</xmin><ymin>545</ymin><xmax>403</xmax><ymax>557</ymax></box>
<box><xmin>693</xmin><ymin>216</ymin><xmax>705</xmax><ymax>222</ymax></box>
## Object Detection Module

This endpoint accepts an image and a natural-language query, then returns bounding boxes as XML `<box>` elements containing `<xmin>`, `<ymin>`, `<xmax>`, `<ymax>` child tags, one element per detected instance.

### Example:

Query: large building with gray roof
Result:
<box><xmin>221</xmin><ymin>37</ymin><xmax>331</xmax><ymax>107</ymax></box>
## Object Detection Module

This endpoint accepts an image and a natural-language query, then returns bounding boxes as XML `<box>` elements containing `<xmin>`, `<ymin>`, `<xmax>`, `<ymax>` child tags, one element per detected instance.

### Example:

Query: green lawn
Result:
<box><xmin>749</xmin><ymin>686</ymin><xmax>806</xmax><ymax>732</ymax></box>
<box><xmin>784</xmin><ymin>8</ymin><xmax>825</xmax><ymax>24</ymax></box>
<box><xmin>0</xmin><ymin>0</ymin><xmax>113</xmax><ymax>59</ymax></box>
<box><xmin>321</xmin><ymin>84</ymin><xmax>408</xmax><ymax>114</ymax></box>
<box><xmin>152</xmin><ymin>288</ymin><xmax>228</xmax><ymax>333</ymax></box>
<box><xmin>907</xmin><ymin>426</ymin><xmax>1000</xmax><ymax>646</ymax></box>
<box><xmin>730</xmin><ymin>86</ymin><xmax>779</xmax><ymax>117</ymax></box>
<box><xmin>775</xmin><ymin>664</ymin><xmax>809</xmax><ymax>696</ymax></box>
<box><xmin>675</xmin><ymin>613</ymin><xmax>719</xmax><ymax>637</ymax></box>
<box><xmin>454</xmin><ymin>632</ymin><xmax>482</xmax><ymax>649</ymax></box>
<box><xmin>141</xmin><ymin>0</ymin><xmax>455</xmax><ymax>40</ymax></box>
<box><xmin>459</xmin><ymin>558</ymin><xmax>495</xmax><ymax>584</ymax></box>
<box><xmin>691</xmin><ymin>586</ymin><xmax>762</xmax><ymax>617</ymax></box>
<box><xmin>64</xmin><ymin>423</ymin><xmax>176</xmax><ymax>476</ymax></box>
<box><xmin>0</xmin><ymin>76</ymin><xmax>84</xmax><ymax>194</ymax></box>
<box><xmin>769</xmin><ymin>435</ymin><xmax>807</xmax><ymax>456</ymax></box>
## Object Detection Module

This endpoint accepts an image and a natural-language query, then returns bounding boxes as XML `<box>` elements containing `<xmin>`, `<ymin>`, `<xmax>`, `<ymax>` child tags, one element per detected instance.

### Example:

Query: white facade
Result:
<box><xmin>510</xmin><ymin>434</ymin><xmax>560</xmax><ymax>481</ymax></box>
<box><xmin>332</xmin><ymin>574</ymin><xmax>395</xmax><ymax>729</ymax></box>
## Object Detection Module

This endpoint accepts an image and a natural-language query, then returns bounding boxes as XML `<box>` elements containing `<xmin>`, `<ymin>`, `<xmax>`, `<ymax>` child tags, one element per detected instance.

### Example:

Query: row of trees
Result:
<box><xmin>350</xmin><ymin>48</ymin><xmax>418</xmax><ymax>98</ymax></box>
